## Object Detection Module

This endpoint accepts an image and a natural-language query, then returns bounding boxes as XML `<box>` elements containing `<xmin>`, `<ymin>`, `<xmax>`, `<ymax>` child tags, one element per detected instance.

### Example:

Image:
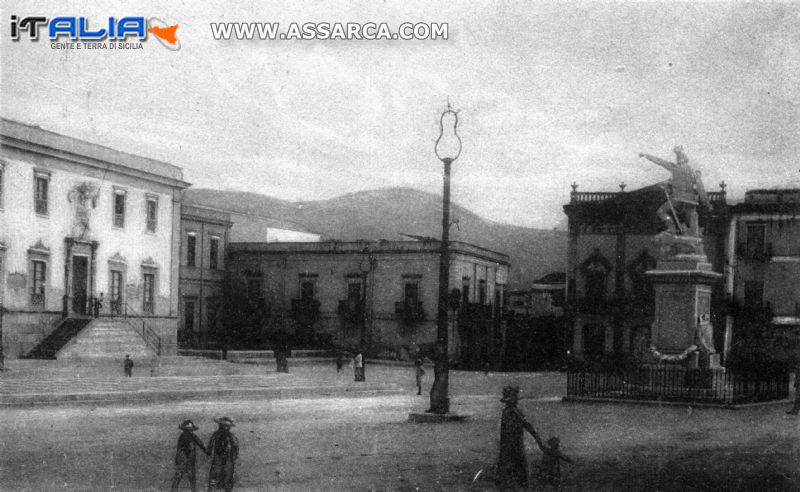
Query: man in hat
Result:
<box><xmin>207</xmin><ymin>417</ymin><xmax>239</xmax><ymax>491</ymax></box>
<box><xmin>496</xmin><ymin>385</ymin><xmax>538</xmax><ymax>490</ymax></box>
<box><xmin>171</xmin><ymin>419</ymin><xmax>209</xmax><ymax>491</ymax></box>
<box><xmin>123</xmin><ymin>354</ymin><xmax>134</xmax><ymax>377</ymax></box>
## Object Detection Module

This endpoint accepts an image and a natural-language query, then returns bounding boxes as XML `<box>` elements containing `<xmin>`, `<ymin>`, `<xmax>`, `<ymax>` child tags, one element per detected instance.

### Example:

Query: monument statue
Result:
<box><xmin>639</xmin><ymin>146</ymin><xmax>710</xmax><ymax>237</ymax></box>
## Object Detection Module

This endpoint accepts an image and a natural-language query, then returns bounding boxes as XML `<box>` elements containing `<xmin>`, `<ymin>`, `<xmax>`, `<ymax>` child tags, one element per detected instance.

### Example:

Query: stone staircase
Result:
<box><xmin>24</xmin><ymin>317</ymin><xmax>93</xmax><ymax>359</ymax></box>
<box><xmin>56</xmin><ymin>318</ymin><xmax>155</xmax><ymax>361</ymax></box>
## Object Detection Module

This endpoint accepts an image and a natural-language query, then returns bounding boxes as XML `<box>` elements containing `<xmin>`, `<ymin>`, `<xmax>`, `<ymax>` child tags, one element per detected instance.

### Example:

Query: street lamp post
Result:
<box><xmin>428</xmin><ymin>104</ymin><xmax>462</xmax><ymax>415</ymax></box>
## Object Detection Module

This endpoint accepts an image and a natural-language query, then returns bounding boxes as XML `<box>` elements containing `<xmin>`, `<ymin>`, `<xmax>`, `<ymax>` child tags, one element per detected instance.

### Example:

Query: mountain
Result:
<box><xmin>184</xmin><ymin>187</ymin><xmax>567</xmax><ymax>284</ymax></box>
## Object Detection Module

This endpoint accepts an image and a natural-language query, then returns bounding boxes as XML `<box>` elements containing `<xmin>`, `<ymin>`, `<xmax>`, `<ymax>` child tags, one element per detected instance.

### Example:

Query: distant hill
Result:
<box><xmin>184</xmin><ymin>187</ymin><xmax>567</xmax><ymax>284</ymax></box>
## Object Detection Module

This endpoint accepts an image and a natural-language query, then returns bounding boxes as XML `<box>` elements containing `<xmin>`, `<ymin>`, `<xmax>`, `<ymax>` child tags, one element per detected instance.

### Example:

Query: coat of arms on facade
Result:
<box><xmin>68</xmin><ymin>182</ymin><xmax>99</xmax><ymax>239</ymax></box>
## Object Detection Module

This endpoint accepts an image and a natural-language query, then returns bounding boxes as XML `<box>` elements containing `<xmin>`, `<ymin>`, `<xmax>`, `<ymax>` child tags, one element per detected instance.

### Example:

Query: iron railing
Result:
<box><xmin>111</xmin><ymin>301</ymin><xmax>162</xmax><ymax>355</ymax></box>
<box><xmin>566</xmin><ymin>366</ymin><xmax>789</xmax><ymax>405</ymax></box>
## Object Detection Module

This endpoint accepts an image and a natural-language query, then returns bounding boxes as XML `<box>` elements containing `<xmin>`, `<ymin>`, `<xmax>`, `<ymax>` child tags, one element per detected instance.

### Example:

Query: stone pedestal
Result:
<box><xmin>646</xmin><ymin>255</ymin><xmax>722</xmax><ymax>365</ymax></box>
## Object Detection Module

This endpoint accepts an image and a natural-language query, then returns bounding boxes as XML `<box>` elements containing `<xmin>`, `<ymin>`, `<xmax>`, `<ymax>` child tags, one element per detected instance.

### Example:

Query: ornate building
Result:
<box><xmin>728</xmin><ymin>189</ymin><xmax>800</xmax><ymax>363</ymax></box>
<box><xmin>563</xmin><ymin>182</ymin><xmax>729</xmax><ymax>363</ymax></box>
<box><xmin>0</xmin><ymin>119</ymin><xmax>188</xmax><ymax>358</ymax></box>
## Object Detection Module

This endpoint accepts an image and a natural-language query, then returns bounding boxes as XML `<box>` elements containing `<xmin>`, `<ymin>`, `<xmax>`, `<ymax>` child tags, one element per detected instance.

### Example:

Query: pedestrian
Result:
<box><xmin>93</xmin><ymin>292</ymin><xmax>103</xmax><ymax>318</ymax></box>
<box><xmin>353</xmin><ymin>350</ymin><xmax>365</xmax><ymax>382</ymax></box>
<box><xmin>207</xmin><ymin>417</ymin><xmax>239</xmax><ymax>491</ymax></box>
<box><xmin>123</xmin><ymin>354</ymin><xmax>134</xmax><ymax>377</ymax></box>
<box><xmin>787</xmin><ymin>366</ymin><xmax>800</xmax><ymax>415</ymax></box>
<box><xmin>531</xmin><ymin>434</ymin><xmax>573</xmax><ymax>489</ymax></box>
<box><xmin>496</xmin><ymin>385</ymin><xmax>537</xmax><ymax>490</ymax></box>
<box><xmin>414</xmin><ymin>357</ymin><xmax>425</xmax><ymax>395</ymax></box>
<box><xmin>335</xmin><ymin>351</ymin><xmax>344</xmax><ymax>373</ymax></box>
<box><xmin>171</xmin><ymin>419</ymin><xmax>209</xmax><ymax>492</ymax></box>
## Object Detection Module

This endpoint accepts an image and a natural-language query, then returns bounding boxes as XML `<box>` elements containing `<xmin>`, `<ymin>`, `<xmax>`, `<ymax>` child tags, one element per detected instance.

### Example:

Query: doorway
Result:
<box><xmin>72</xmin><ymin>256</ymin><xmax>89</xmax><ymax>314</ymax></box>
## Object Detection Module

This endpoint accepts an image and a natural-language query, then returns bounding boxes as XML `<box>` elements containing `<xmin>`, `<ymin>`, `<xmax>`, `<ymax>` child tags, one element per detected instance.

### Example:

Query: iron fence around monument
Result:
<box><xmin>566</xmin><ymin>366</ymin><xmax>790</xmax><ymax>405</ymax></box>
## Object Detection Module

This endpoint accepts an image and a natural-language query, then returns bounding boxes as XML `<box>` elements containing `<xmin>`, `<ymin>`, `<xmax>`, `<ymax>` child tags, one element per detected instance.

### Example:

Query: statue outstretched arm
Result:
<box><xmin>639</xmin><ymin>153</ymin><xmax>676</xmax><ymax>171</ymax></box>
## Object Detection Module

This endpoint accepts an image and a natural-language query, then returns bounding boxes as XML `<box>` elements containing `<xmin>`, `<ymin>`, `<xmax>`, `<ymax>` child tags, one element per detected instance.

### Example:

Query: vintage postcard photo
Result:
<box><xmin>1</xmin><ymin>2</ymin><xmax>798</xmax><ymax>490</ymax></box>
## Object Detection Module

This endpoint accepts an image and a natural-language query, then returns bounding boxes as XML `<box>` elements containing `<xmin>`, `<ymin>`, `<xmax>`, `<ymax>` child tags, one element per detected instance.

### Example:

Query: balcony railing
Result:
<box><xmin>30</xmin><ymin>292</ymin><xmax>45</xmax><ymax>308</ymax></box>
<box><xmin>338</xmin><ymin>299</ymin><xmax>365</xmax><ymax>322</ymax></box>
<box><xmin>737</xmin><ymin>242</ymin><xmax>773</xmax><ymax>261</ymax></box>
<box><xmin>395</xmin><ymin>300</ymin><xmax>425</xmax><ymax>323</ymax></box>
<box><xmin>142</xmin><ymin>301</ymin><xmax>154</xmax><ymax>315</ymax></box>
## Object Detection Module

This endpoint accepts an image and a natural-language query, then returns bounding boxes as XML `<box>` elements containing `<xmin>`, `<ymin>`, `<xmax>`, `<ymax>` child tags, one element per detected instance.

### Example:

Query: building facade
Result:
<box><xmin>728</xmin><ymin>189</ymin><xmax>800</xmax><ymax>363</ymax></box>
<box><xmin>226</xmin><ymin>240</ymin><xmax>510</xmax><ymax>360</ymax></box>
<box><xmin>563</xmin><ymin>183</ymin><xmax>729</xmax><ymax>363</ymax></box>
<box><xmin>178</xmin><ymin>204</ymin><xmax>232</xmax><ymax>348</ymax></box>
<box><xmin>0</xmin><ymin>119</ymin><xmax>188</xmax><ymax>358</ymax></box>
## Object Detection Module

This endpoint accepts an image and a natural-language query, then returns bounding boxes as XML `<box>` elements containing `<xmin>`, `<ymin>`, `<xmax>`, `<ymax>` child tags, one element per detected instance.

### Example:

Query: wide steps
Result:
<box><xmin>57</xmin><ymin>319</ymin><xmax>154</xmax><ymax>360</ymax></box>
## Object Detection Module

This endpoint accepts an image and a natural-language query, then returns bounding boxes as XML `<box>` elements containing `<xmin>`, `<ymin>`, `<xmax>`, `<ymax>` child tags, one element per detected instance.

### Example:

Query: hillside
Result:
<box><xmin>184</xmin><ymin>187</ymin><xmax>567</xmax><ymax>284</ymax></box>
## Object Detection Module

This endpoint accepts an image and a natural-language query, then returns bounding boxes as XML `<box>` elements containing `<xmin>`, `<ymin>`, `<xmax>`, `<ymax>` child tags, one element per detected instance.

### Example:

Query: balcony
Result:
<box><xmin>737</xmin><ymin>242</ymin><xmax>773</xmax><ymax>262</ymax></box>
<box><xmin>338</xmin><ymin>299</ymin><xmax>365</xmax><ymax>323</ymax></box>
<box><xmin>395</xmin><ymin>300</ymin><xmax>425</xmax><ymax>324</ymax></box>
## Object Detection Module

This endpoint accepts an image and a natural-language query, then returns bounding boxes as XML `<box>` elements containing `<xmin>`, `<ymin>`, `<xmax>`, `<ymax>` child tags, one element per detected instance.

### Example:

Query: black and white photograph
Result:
<box><xmin>1</xmin><ymin>2</ymin><xmax>799</xmax><ymax>490</ymax></box>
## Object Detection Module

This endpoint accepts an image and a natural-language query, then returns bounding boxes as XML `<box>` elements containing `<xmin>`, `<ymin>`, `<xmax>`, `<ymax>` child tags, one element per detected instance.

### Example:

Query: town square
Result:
<box><xmin>2</xmin><ymin>2</ymin><xmax>800</xmax><ymax>490</ymax></box>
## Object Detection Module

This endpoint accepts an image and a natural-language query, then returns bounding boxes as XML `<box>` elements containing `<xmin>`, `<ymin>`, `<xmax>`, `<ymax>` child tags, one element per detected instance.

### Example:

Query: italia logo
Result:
<box><xmin>10</xmin><ymin>16</ymin><xmax>180</xmax><ymax>50</ymax></box>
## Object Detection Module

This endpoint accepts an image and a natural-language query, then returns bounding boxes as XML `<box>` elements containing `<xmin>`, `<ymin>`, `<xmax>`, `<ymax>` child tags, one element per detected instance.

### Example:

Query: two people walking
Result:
<box><xmin>171</xmin><ymin>417</ymin><xmax>239</xmax><ymax>491</ymax></box>
<box><xmin>496</xmin><ymin>385</ymin><xmax>572</xmax><ymax>490</ymax></box>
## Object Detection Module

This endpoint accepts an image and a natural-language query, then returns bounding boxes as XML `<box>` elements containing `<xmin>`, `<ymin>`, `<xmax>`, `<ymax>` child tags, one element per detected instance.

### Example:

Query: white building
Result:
<box><xmin>0</xmin><ymin>119</ymin><xmax>188</xmax><ymax>358</ymax></box>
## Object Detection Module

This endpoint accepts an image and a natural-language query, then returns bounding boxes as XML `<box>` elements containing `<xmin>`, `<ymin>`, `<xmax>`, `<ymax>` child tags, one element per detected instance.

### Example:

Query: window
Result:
<box><xmin>478</xmin><ymin>280</ymin><xmax>487</xmax><ymax>305</ymax></box>
<box><xmin>142</xmin><ymin>273</ymin><xmax>155</xmax><ymax>314</ymax></box>
<box><xmin>206</xmin><ymin>297</ymin><xmax>220</xmax><ymax>332</ymax></box>
<box><xmin>746</xmin><ymin>224</ymin><xmax>766</xmax><ymax>257</ymax></box>
<box><xmin>462</xmin><ymin>280</ymin><xmax>470</xmax><ymax>306</ymax></box>
<box><xmin>184</xmin><ymin>300</ymin><xmax>195</xmax><ymax>332</ymax></box>
<box><xmin>31</xmin><ymin>260</ymin><xmax>46</xmax><ymax>307</ymax></box>
<box><xmin>300</xmin><ymin>280</ymin><xmax>315</xmax><ymax>300</ymax></box>
<box><xmin>110</xmin><ymin>270</ymin><xmax>123</xmax><ymax>314</ymax></box>
<box><xmin>145</xmin><ymin>197</ymin><xmax>158</xmax><ymax>233</ymax></box>
<box><xmin>113</xmin><ymin>189</ymin><xmax>126</xmax><ymax>228</ymax></box>
<box><xmin>744</xmin><ymin>280</ymin><xmax>764</xmax><ymax>308</ymax></box>
<box><xmin>347</xmin><ymin>281</ymin><xmax>362</xmax><ymax>301</ymax></box>
<box><xmin>34</xmin><ymin>172</ymin><xmax>49</xmax><ymax>215</ymax></box>
<box><xmin>209</xmin><ymin>236</ymin><xmax>220</xmax><ymax>270</ymax></box>
<box><xmin>186</xmin><ymin>234</ymin><xmax>196</xmax><ymax>267</ymax></box>
<box><xmin>404</xmin><ymin>281</ymin><xmax>419</xmax><ymax>304</ymax></box>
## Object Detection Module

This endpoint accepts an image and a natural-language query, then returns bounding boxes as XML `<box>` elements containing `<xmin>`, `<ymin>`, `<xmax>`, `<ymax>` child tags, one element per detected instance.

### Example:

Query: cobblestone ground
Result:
<box><xmin>1</xmin><ymin>363</ymin><xmax>799</xmax><ymax>491</ymax></box>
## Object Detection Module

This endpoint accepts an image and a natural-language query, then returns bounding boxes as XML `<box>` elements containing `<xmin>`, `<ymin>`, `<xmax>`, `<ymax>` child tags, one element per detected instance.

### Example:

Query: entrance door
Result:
<box><xmin>72</xmin><ymin>256</ymin><xmax>89</xmax><ymax>314</ymax></box>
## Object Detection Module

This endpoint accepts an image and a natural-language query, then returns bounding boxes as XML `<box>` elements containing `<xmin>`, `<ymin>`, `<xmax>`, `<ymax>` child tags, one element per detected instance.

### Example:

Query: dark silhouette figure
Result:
<box><xmin>123</xmin><ymin>354</ymin><xmax>134</xmax><ymax>377</ymax></box>
<box><xmin>171</xmin><ymin>420</ymin><xmax>209</xmax><ymax>491</ymax></box>
<box><xmin>496</xmin><ymin>385</ymin><xmax>537</xmax><ymax>490</ymax></box>
<box><xmin>207</xmin><ymin>417</ymin><xmax>238</xmax><ymax>491</ymax></box>
<box><xmin>531</xmin><ymin>434</ymin><xmax>573</xmax><ymax>488</ymax></box>
<box><xmin>336</xmin><ymin>351</ymin><xmax>344</xmax><ymax>373</ymax></box>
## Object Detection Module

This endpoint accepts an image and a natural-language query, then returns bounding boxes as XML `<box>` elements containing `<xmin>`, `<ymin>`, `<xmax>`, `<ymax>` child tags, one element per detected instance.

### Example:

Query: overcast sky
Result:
<box><xmin>2</xmin><ymin>2</ymin><xmax>798</xmax><ymax>228</ymax></box>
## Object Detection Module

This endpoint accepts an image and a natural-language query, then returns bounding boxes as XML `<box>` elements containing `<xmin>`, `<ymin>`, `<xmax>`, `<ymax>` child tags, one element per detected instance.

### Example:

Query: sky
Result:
<box><xmin>2</xmin><ymin>2</ymin><xmax>798</xmax><ymax>228</ymax></box>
